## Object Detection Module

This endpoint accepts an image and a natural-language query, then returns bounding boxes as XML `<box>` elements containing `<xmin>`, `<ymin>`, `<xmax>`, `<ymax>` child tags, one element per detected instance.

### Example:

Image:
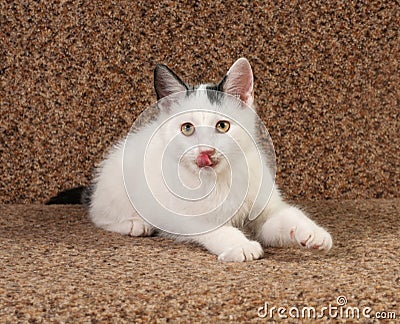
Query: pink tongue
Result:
<box><xmin>196</xmin><ymin>152</ymin><xmax>213</xmax><ymax>167</ymax></box>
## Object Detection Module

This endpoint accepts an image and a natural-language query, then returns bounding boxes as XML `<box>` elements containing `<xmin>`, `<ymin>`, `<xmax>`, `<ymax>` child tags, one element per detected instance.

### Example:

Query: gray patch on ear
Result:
<box><xmin>154</xmin><ymin>64</ymin><xmax>188</xmax><ymax>100</ymax></box>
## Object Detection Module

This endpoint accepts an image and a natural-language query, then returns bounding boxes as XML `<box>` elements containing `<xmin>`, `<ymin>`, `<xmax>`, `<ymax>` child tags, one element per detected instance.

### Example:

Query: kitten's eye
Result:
<box><xmin>181</xmin><ymin>122</ymin><xmax>195</xmax><ymax>136</ymax></box>
<box><xmin>216</xmin><ymin>120</ymin><xmax>230</xmax><ymax>133</ymax></box>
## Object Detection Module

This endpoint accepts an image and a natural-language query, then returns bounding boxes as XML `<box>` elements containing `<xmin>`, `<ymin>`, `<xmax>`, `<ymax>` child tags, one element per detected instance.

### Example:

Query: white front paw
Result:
<box><xmin>218</xmin><ymin>241</ymin><xmax>264</xmax><ymax>262</ymax></box>
<box><xmin>129</xmin><ymin>219</ymin><xmax>153</xmax><ymax>237</ymax></box>
<box><xmin>290</xmin><ymin>223</ymin><xmax>333</xmax><ymax>252</ymax></box>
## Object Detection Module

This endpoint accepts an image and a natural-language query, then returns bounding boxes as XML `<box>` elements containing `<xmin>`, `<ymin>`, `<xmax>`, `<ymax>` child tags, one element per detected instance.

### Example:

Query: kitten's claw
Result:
<box><xmin>290</xmin><ymin>225</ymin><xmax>332</xmax><ymax>252</ymax></box>
<box><xmin>218</xmin><ymin>241</ymin><xmax>264</xmax><ymax>262</ymax></box>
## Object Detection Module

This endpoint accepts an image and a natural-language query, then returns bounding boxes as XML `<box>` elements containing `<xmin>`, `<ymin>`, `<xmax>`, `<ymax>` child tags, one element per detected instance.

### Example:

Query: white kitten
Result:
<box><xmin>78</xmin><ymin>58</ymin><xmax>333</xmax><ymax>261</ymax></box>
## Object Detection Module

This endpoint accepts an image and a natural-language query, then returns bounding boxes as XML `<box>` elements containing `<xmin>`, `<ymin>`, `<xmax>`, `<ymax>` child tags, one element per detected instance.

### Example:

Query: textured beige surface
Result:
<box><xmin>1</xmin><ymin>200</ymin><xmax>399</xmax><ymax>322</ymax></box>
<box><xmin>1</xmin><ymin>1</ymin><xmax>399</xmax><ymax>203</ymax></box>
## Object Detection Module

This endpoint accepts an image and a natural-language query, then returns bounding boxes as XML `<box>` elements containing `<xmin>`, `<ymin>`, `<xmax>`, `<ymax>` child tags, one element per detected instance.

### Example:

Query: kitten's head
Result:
<box><xmin>152</xmin><ymin>58</ymin><xmax>256</xmax><ymax>176</ymax></box>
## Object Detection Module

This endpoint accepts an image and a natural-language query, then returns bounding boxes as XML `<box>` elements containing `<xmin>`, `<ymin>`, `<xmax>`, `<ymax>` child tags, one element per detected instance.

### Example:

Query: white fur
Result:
<box><xmin>88</xmin><ymin>59</ymin><xmax>332</xmax><ymax>262</ymax></box>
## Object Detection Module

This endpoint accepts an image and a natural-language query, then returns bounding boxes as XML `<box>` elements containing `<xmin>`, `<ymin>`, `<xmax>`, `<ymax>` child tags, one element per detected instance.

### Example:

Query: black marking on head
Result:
<box><xmin>163</xmin><ymin>72</ymin><xmax>228</xmax><ymax>105</ymax></box>
<box><xmin>205</xmin><ymin>84</ymin><xmax>224</xmax><ymax>105</ymax></box>
<box><xmin>185</xmin><ymin>85</ymin><xmax>196</xmax><ymax>97</ymax></box>
<box><xmin>184</xmin><ymin>77</ymin><xmax>227</xmax><ymax>105</ymax></box>
<box><xmin>206</xmin><ymin>75</ymin><xmax>227</xmax><ymax>105</ymax></box>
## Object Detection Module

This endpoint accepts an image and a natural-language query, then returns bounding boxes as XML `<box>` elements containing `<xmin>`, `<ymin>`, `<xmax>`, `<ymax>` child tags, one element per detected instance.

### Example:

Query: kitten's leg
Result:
<box><xmin>103</xmin><ymin>215</ymin><xmax>154</xmax><ymax>237</ymax></box>
<box><xmin>259</xmin><ymin>206</ymin><xmax>332</xmax><ymax>251</ymax></box>
<box><xmin>188</xmin><ymin>226</ymin><xmax>264</xmax><ymax>262</ymax></box>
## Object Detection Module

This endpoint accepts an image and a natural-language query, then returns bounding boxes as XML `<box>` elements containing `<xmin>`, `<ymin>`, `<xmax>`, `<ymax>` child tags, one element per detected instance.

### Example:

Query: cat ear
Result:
<box><xmin>220</xmin><ymin>58</ymin><xmax>254</xmax><ymax>106</ymax></box>
<box><xmin>154</xmin><ymin>64</ymin><xmax>188</xmax><ymax>101</ymax></box>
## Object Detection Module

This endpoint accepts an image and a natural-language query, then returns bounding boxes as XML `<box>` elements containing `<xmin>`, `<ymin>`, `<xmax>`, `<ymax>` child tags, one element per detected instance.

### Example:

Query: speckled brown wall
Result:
<box><xmin>1</xmin><ymin>1</ymin><xmax>399</xmax><ymax>203</ymax></box>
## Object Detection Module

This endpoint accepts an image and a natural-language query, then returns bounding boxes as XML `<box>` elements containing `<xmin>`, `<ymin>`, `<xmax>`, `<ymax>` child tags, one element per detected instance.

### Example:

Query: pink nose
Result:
<box><xmin>196</xmin><ymin>150</ymin><xmax>215</xmax><ymax>167</ymax></box>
